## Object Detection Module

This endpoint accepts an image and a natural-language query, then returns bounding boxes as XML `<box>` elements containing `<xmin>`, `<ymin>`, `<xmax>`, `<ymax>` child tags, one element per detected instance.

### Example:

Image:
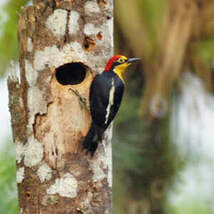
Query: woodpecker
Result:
<box><xmin>83</xmin><ymin>55</ymin><xmax>140</xmax><ymax>155</ymax></box>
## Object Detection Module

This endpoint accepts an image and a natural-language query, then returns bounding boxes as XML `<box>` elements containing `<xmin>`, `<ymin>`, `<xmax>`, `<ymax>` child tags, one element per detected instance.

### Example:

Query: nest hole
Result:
<box><xmin>55</xmin><ymin>63</ymin><xmax>87</xmax><ymax>85</ymax></box>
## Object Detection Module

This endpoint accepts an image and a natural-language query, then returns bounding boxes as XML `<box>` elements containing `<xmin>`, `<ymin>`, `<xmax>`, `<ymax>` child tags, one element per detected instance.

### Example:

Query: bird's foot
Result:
<box><xmin>82</xmin><ymin>140</ymin><xmax>98</xmax><ymax>157</ymax></box>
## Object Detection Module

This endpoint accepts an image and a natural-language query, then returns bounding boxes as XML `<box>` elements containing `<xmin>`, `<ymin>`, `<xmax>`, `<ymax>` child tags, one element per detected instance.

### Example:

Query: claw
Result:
<box><xmin>82</xmin><ymin>141</ymin><xmax>97</xmax><ymax>157</ymax></box>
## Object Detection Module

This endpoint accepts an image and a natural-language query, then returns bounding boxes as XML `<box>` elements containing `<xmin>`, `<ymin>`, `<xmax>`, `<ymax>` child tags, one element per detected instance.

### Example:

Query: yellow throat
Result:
<box><xmin>113</xmin><ymin>63</ymin><xmax>129</xmax><ymax>82</ymax></box>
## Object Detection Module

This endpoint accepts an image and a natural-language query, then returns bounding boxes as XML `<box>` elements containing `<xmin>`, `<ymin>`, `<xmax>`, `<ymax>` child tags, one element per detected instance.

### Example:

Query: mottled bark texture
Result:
<box><xmin>8</xmin><ymin>0</ymin><xmax>113</xmax><ymax>213</ymax></box>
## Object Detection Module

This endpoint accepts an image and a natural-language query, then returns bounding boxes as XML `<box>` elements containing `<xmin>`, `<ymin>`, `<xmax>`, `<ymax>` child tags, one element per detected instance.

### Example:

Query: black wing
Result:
<box><xmin>89</xmin><ymin>72</ymin><xmax>124</xmax><ymax>129</ymax></box>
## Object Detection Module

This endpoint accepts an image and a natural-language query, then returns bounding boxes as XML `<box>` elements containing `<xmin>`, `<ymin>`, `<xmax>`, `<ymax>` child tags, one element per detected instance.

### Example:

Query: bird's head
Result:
<box><xmin>104</xmin><ymin>55</ymin><xmax>140</xmax><ymax>81</ymax></box>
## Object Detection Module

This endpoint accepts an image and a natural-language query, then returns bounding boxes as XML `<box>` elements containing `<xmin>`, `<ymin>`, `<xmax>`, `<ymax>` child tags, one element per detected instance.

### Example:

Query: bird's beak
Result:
<box><xmin>127</xmin><ymin>57</ymin><xmax>141</xmax><ymax>64</ymax></box>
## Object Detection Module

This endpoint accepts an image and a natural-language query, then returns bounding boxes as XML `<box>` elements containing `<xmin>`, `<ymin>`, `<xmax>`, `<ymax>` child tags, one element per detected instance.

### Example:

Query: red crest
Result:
<box><xmin>104</xmin><ymin>55</ymin><xmax>123</xmax><ymax>71</ymax></box>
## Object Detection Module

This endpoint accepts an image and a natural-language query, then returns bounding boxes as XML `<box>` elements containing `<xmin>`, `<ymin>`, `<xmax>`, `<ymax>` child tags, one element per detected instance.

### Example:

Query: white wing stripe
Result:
<box><xmin>105</xmin><ymin>78</ymin><xmax>115</xmax><ymax>124</ymax></box>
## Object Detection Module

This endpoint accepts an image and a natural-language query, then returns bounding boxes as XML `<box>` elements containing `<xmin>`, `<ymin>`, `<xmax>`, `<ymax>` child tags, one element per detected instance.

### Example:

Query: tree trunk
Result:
<box><xmin>8</xmin><ymin>0</ymin><xmax>113</xmax><ymax>213</ymax></box>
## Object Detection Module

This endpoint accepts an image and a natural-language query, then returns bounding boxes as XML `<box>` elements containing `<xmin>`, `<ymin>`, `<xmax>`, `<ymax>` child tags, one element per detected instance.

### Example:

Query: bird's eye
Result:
<box><xmin>118</xmin><ymin>58</ymin><xmax>125</xmax><ymax>63</ymax></box>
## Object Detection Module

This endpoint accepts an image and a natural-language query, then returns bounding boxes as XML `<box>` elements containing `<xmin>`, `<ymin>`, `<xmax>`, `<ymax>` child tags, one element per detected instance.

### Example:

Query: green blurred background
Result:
<box><xmin>1</xmin><ymin>0</ymin><xmax>214</xmax><ymax>213</ymax></box>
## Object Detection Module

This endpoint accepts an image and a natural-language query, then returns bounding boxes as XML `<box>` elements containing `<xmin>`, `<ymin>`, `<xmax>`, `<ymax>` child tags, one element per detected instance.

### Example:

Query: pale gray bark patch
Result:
<box><xmin>84</xmin><ymin>23</ymin><xmax>100</xmax><ymax>35</ymax></box>
<box><xmin>17</xmin><ymin>167</ymin><xmax>25</xmax><ymax>183</ymax></box>
<box><xmin>47</xmin><ymin>173</ymin><xmax>78</xmax><ymax>198</ymax></box>
<box><xmin>107</xmin><ymin>18</ymin><xmax>114</xmax><ymax>50</ymax></box>
<box><xmin>33</xmin><ymin>43</ymin><xmax>87</xmax><ymax>71</ymax></box>
<box><xmin>27</xmin><ymin>38</ymin><xmax>33</xmax><ymax>52</ymax></box>
<box><xmin>46</xmin><ymin>9</ymin><xmax>68</xmax><ymax>39</ymax></box>
<box><xmin>24</xmin><ymin>57</ymin><xmax>51</xmax><ymax>137</ymax></box>
<box><xmin>25</xmin><ymin>60</ymin><xmax>38</xmax><ymax>86</ymax></box>
<box><xmin>104</xmin><ymin>125</ymin><xmax>113</xmax><ymax>187</ymax></box>
<box><xmin>91</xmin><ymin>125</ymin><xmax>113</xmax><ymax>186</ymax></box>
<box><xmin>37</xmin><ymin>162</ymin><xmax>52</xmax><ymax>183</ymax></box>
<box><xmin>16</xmin><ymin>143</ymin><xmax>25</xmax><ymax>164</ymax></box>
<box><xmin>84</xmin><ymin>1</ymin><xmax>100</xmax><ymax>14</ymax></box>
<box><xmin>69</xmin><ymin>11</ymin><xmax>80</xmax><ymax>35</ymax></box>
<box><xmin>27</xmin><ymin>86</ymin><xmax>48</xmax><ymax>131</ymax></box>
<box><xmin>33</xmin><ymin>41</ymin><xmax>108</xmax><ymax>73</ymax></box>
<box><xmin>8</xmin><ymin>61</ymin><xmax>20</xmax><ymax>83</ymax></box>
<box><xmin>24</xmin><ymin>136</ymin><xmax>44</xmax><ymax>167</ymax></box>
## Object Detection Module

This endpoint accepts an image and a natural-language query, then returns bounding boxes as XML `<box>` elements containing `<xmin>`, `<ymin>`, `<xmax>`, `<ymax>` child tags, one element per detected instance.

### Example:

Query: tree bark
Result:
<box><xmin>8</xmin><ymin>0</ymin><xmax>113</xmax><ymax>213</ymax></box>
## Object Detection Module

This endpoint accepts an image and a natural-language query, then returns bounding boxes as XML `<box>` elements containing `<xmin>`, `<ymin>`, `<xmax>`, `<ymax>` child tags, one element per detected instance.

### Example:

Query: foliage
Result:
<box><xmin>113</xmin><ymin>82</ymin><xmax>184</xmax><ymax>213</ymax></box>
<box><xmin>0</xmin><ymin>139</ymin><xmax>18</xmax><ymax>214</ymax></box>
<box><xmin>192</xmin><ymin>37</ymin><xmax>214</xmax><ymax>62</ymax></box>
<box><xmin>168</xmin><ymin>201</ymin><xmax>214</xmax><ymax>214</ymax></box>
<box><xmin>0</xmin><ymin>0</ymin><xmax>29</xmax><ymax>77</ymax></box>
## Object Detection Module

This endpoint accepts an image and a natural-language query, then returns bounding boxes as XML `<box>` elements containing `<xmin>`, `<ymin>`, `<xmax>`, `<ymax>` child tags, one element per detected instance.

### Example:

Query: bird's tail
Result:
<box><xmin>82</xmin><ymin>122</ymin><xmax>104</xmax><ymax>156</ymax></box>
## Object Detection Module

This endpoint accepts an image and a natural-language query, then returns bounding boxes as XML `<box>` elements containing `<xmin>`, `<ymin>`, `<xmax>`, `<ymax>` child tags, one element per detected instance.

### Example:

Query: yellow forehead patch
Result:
<box><xmin>121</xmin><ymin>56</ymin><xmax>128</xmax><ymax>60</ymax></box>
<box><xmin>117</xmin><ymin>56</ymin><xmax>127</xmax><ymax>62</ymax></box>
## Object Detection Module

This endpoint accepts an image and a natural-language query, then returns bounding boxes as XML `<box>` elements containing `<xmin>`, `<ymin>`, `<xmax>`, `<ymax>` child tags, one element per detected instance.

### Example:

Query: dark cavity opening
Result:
<box><xmin>55</xmin><ymin>63</ymin><xmax>86</xmax><ymax>85</ymax></box>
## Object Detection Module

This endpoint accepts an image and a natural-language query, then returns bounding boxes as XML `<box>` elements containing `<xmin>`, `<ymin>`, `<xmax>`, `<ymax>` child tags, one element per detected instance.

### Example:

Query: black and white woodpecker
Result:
<box><xmin>83</xmin><ymin>55</ymin><xmax>140</xmax><ymax>155</ymax></box>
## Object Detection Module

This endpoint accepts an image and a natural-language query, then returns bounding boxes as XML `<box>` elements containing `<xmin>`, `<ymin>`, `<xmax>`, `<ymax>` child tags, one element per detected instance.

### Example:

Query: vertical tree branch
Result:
<box><xmin>141</xmin><ymin>0</ymin><xmax>198</xmax><ymax>118</ymax></box>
